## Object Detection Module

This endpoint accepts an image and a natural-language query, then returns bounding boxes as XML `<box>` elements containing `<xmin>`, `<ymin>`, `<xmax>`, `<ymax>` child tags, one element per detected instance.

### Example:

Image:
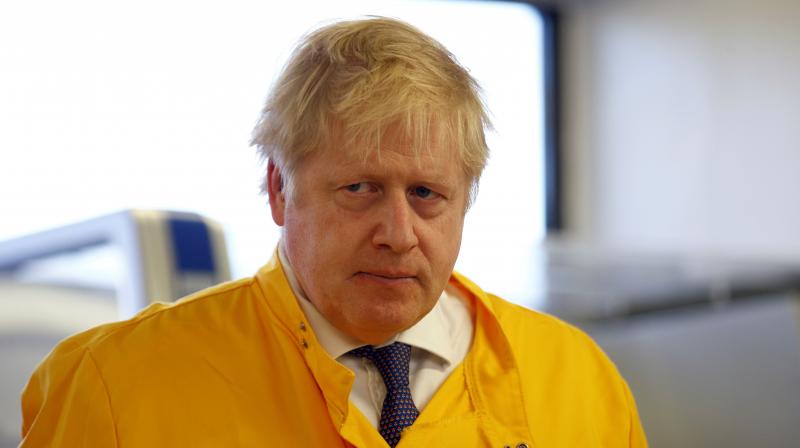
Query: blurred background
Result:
<box><xmin>1</xmin><ymin>0</ymin><xmax>799</xmax><ymax>446</ymax></box>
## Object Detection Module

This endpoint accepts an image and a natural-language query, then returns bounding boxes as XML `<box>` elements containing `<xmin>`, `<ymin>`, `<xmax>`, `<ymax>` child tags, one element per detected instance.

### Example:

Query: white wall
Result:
<box><xmin>561</xmin><ymin>0</ymin><xmax>800</xmax><ymax>260</ymax></box>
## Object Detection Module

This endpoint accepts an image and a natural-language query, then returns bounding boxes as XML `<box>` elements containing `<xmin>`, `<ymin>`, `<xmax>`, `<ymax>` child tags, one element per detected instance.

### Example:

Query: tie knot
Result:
<box><xmin>349</xmin><ymin>342</ymin><xmax>412</xmax><ymax>391</ymax></box>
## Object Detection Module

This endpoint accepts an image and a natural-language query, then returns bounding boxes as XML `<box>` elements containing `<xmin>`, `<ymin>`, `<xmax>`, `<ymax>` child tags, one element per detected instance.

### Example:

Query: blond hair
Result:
<box><xmin>251</xmin><ymin>17</ymin><xmax>491</xmax><ymax>203</ymax></box>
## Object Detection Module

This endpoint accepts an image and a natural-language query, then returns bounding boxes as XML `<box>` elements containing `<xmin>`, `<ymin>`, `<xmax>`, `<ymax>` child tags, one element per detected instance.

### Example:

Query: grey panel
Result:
<box><xmin>589</xmin><ymin>295</ymin><xmax>800</xmax><ymax>448</ymax></box>
<box><xmin>0</xmin><ymin>282</ymin><xmax>117</xmax><ymax>447</ymax></box>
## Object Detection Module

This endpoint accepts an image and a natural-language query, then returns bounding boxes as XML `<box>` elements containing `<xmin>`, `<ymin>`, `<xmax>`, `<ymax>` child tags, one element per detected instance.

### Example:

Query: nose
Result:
<box><xmin>371</xmin><ymin>191</ymin><xmax>419</xmax><ymax>253</ymax></box>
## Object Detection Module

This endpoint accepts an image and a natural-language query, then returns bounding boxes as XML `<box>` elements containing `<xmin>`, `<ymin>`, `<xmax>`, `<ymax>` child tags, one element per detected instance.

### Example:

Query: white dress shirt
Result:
<box><xmin>278</xmin><ymin>243</ymin><xmax>474</xmax><ymax>428</ymax></box>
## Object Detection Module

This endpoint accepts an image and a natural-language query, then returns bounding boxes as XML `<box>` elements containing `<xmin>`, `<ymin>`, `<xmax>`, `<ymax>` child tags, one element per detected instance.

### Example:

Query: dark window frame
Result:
<box><xmin>473</xmin><ymin>0</ymin><xmax>563</xmax><ymax>232</ymax></box>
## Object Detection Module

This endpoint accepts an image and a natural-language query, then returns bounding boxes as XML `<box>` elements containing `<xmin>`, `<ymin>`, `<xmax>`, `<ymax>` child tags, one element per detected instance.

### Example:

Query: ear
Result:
<box><xmin>267</xmin><ymin>160</ymin><xmax>286</xmax><ymax>226</ymax></box>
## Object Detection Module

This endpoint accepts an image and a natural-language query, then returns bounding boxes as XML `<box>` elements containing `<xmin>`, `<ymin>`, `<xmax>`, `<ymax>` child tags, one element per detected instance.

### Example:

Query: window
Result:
<box><xmin>0</xmin><ymin>0</ymin><xmax>547</xmax><ymax>306</ymax></box>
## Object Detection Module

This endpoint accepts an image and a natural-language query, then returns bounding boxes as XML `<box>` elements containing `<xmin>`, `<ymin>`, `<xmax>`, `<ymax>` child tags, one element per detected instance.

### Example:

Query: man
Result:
<box><xmin>20</xmin><ymin>17</ymin><xmax>646</xmax><ymax>447</ymax></box>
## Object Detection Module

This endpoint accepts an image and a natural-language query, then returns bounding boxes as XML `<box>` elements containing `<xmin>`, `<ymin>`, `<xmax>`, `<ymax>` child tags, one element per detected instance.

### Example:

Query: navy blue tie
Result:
<box><xmin>349</xmin><ymin>342</ymin><xmax>419</xmax><ymax>447</ymax></box>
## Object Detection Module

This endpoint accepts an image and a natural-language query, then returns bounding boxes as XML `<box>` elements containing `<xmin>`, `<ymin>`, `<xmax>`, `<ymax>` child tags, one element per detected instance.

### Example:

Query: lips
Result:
<box><xmin>356</xmin><ymin>271</ymin><xmax>416</xmax><ymax>280</ymax></box>
<box><xmin>351</xmin><ymin>269</ymin><xmax>420</xmax><ymax>286</ymax></box>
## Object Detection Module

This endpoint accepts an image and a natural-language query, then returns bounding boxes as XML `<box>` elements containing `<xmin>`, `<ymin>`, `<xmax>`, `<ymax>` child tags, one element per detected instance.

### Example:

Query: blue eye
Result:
<box><xmin>346</xmin><ymin>183</ymin><xmax>364</xmax><ymax>193</ymax></box>
<box><xmin>413</xmin><ymin>186</ymin><xmax>433</xmax><ymax>198</ymax></box>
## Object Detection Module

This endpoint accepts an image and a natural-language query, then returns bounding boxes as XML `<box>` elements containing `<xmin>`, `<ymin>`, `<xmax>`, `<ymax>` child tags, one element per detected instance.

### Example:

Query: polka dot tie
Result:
<box><xmin>349</xmin><ymin>342</ymin><xmax>419</xmax><ymax>447</ymax></box>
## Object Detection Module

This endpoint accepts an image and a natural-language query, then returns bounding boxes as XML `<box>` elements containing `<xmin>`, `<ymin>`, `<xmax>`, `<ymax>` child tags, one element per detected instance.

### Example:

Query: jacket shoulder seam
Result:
<box><xmin>85</xmin><ymin>347</ymin><xmax>119</xmax><ymax>447</ymax></box>
<box><xmin>84</xmin><ymin>277</ymin><xmax>256</xmax><ymax>350</ymax></box>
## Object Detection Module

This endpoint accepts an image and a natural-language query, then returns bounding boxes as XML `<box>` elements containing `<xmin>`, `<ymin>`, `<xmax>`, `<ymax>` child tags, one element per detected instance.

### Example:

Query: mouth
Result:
<box><xmin>357</xmin><ymin>271</ymin><xmax>416</xmax><ymax>279</ymax></box>
<box><xmin>353</xmin><ymin>271</ymin><xmax>418</xmax><ymax>283</ymax></box>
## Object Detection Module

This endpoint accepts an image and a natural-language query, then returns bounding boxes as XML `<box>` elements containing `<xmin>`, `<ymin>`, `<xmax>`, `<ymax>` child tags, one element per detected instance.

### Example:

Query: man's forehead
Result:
<box><xmin>324</xmin><ymin>118</ymin><xmax>458</xmax><ymax>159</ymax></box>
<box><xmin>321</xmin><ymin>143</ymin><xmax>461</xmax><ymax>179</ymax></box>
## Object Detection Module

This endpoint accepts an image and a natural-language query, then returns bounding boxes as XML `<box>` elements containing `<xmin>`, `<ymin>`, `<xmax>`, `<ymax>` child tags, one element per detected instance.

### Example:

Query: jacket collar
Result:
<box><xmin>451</xmin><ymin>272</ymin><xmax>533</xmax><ymax>440</ymax></box>
<box><xmin>253</xmin><ymin>252</ymin><xmax>355</xmax><ymax>428</ymax></box>
<box><xmin>254</xmin><ymin>252</ymin><xmax>531</xmax><ymax>441</ymax></box>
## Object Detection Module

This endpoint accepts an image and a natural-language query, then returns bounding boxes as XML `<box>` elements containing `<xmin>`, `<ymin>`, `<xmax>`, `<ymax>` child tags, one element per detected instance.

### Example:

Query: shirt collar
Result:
<box><xmin>278</xmin><ymin>240</ymin><xmax>456</xmax><ymax>366</ymax></box>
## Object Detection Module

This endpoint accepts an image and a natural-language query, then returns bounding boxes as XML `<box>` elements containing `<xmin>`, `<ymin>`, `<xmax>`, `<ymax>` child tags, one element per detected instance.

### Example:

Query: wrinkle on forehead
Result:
<box><xmin>337</xmin><ymin>141</ymin><xmax>461</xmax><ymax>184</ymax></box>
<box><xmin>335</xmin><ymin>121</ymin><xmax>461</xmax><ymax>172</ymax></box>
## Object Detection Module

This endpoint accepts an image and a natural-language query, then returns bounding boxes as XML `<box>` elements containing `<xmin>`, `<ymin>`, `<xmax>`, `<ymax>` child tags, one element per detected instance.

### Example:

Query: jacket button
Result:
<box><xmin>299</xmin><ymin>322</ymin><xmax>307</xmax><ymax>331</ymax></box>
<box><xmin>516</xmin><ymin>443</ymin><xmax>529</xmax><ymax>448</ymax></box>
<box><xmin>301</xmin><ymin>338</ymin><xmax>309</xmax><ymax>349</ymax></box>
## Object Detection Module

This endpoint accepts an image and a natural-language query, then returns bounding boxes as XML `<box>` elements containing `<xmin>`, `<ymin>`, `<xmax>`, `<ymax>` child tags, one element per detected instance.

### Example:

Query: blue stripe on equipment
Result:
<box><xmin>167</xmin><ymin>217</ymin><xmax>216</xmax><ymax>273</ymax></box>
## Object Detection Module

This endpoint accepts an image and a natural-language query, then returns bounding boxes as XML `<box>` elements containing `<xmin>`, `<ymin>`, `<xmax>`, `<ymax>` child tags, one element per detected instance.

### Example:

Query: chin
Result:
<box><xmin>352</xmin><ymin>299</ymin><xmax>426</xmax><ymax>336</ymax></box>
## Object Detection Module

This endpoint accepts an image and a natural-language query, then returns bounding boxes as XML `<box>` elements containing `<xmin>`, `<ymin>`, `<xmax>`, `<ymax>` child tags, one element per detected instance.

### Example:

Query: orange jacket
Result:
<box><xmin>21</xmin><ymin>254</ymin><xmax>646</xmax><ymax>447</ymax></box>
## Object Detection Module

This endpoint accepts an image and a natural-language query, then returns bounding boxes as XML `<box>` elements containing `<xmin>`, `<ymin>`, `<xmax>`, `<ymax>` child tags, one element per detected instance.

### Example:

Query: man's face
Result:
<box><xmin>269</xmin><ymin>137</ymin><xmax>469</xmax><ymax>345</ymax></box>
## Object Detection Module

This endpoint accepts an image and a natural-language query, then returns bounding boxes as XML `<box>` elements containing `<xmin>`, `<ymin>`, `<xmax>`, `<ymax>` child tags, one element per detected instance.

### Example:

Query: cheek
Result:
<box><xmin>284</xmin><ymin>207</ymin><xmax>352</xmax><ymax>277</ymax></box>
<box><xmin>424</xmin><ymin>214</ymin><xmax>465</xmax><ymax>269</ymax></box>
<box><xmin>283</xmin><ymin>210</ymin><xmax>323</xmax><ymax>274</ymax></box>
<box><xmin>445</xmin><ymin>227</ymin><xmax>464</xmax><ymax>268</ymax></box>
